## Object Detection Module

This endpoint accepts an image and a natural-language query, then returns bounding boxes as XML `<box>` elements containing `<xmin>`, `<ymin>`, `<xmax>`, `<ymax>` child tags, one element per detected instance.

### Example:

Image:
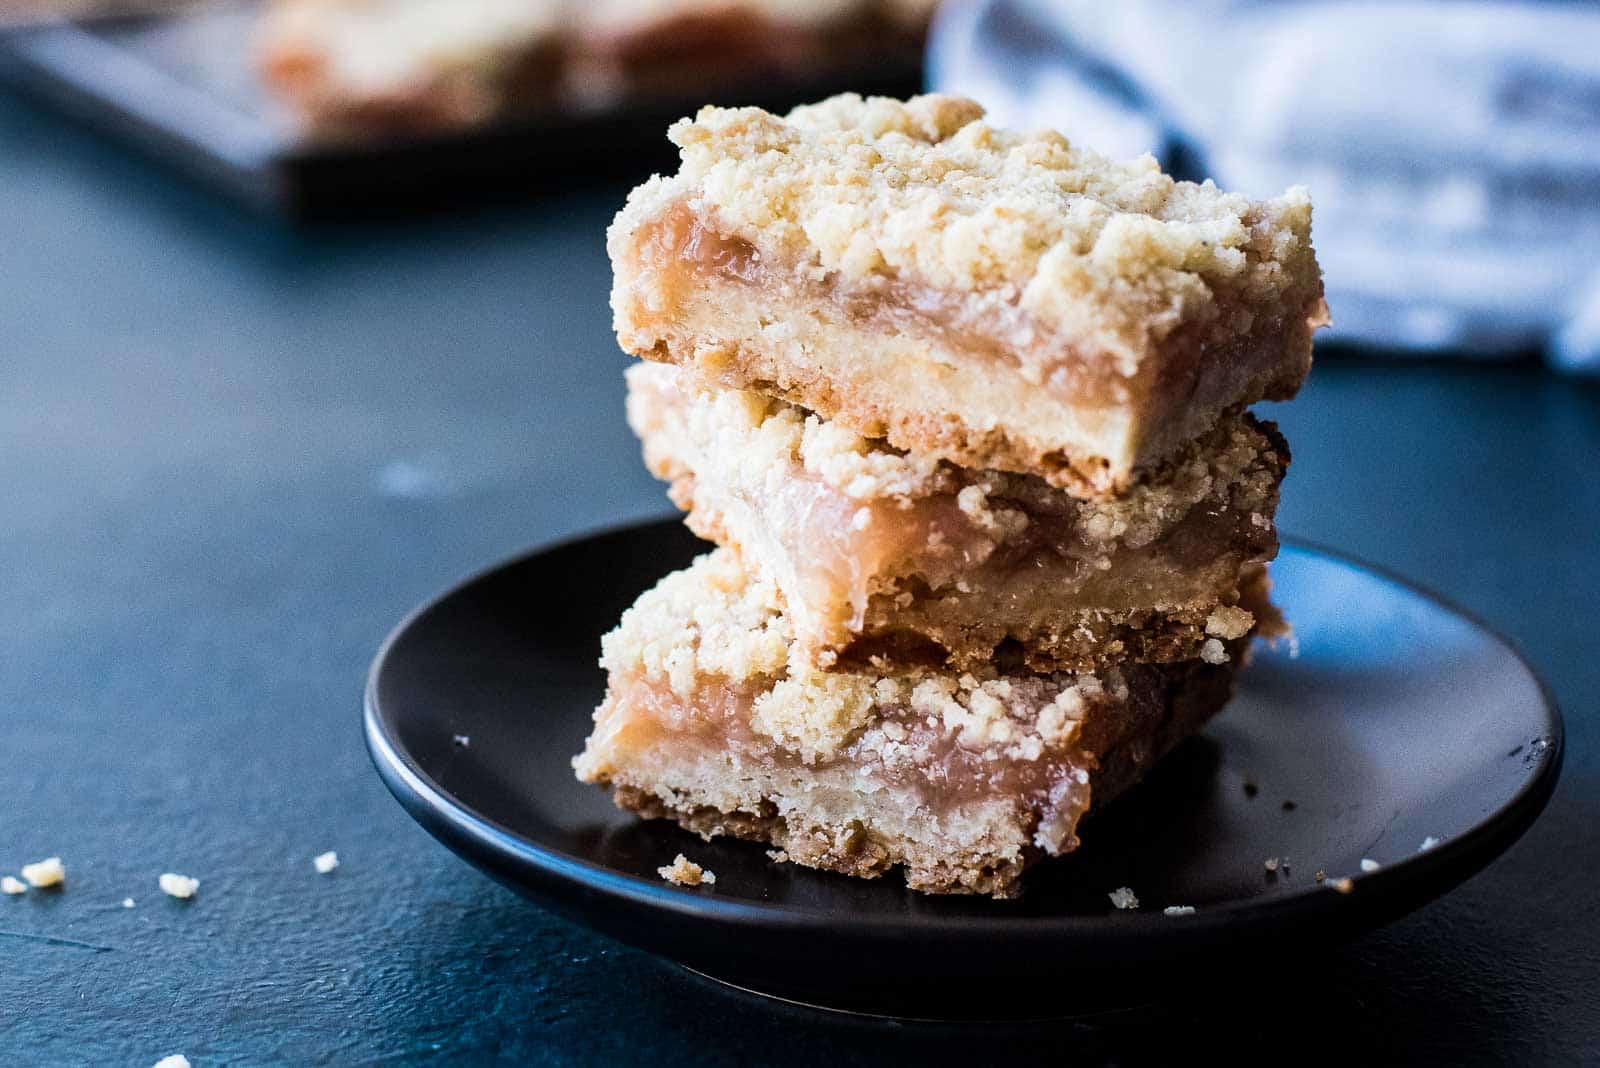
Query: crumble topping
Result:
<box><xmin>627</xmin><ymin>93</ymin><xmax>1319</xmax><ymax>375</ymax></box>
<box><xmin>21</xmin><ymin>857</ymin><xmax>65</xmax><ymax>889</ymax></box>
<box><xmin>159</xmin><ymin>873</ymin><xmax>200</xmax><ymax>900</ymax></box>
<box><xmin>2</xmin><ymin>876</ymin><xmax>25</xmax><ymax>895</ymax></box>
<box><xmin>600</xmin><ymin>548</ymin><xmax>789</xmax><ymax>698</ymax></box>
<box><xmin>752</xmin><ymin>674</ymin><xmax>877</xmax><ymax>763</ymax></box>
<box><xmin>1108</xmin><ymin>887</ymin><xmax>1139</xmax><ymax>910</ymax></box>
<box><xmin>604</xmin><ymin>550</ymin><xmax>1124</xmax><ymax>768</ymax></box>
<box><xmin>658</xmin><ymin>854</ymin><xmax>716</xmax><ymax>887</ymax></box>
<box><xmin>629</xmin><ymin>360</ymin><xmax>1284</xmax><ymax>561</ymax></box>
<box><xmin>1205</xmin><ymin>605</ymin><xmax>1255</xmax><ymax>640</ymax></box>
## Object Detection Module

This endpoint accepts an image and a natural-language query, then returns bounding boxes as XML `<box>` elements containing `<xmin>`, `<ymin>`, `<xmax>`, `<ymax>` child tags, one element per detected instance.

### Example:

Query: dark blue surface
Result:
<box><xmin>3</xmin><ymin>88</ymin><xmax>1598</xmax><ymax>1064</ymax></box>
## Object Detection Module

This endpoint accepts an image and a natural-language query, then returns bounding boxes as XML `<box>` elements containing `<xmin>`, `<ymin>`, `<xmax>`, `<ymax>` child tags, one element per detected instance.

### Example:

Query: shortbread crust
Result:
<box><xmin>609</xmin><ymin>93</ymin><xmax>1327</xmax><ymax>493</ymax></box>
<box><xmin>573</xmin><ymin>550</ymin><xmax>1245</xmax><ymax>896</ymax></box>
<box><xmin>628</xmin><ymin>362</ymin><xmax>1284</xmax><ymax>671</ymax></box>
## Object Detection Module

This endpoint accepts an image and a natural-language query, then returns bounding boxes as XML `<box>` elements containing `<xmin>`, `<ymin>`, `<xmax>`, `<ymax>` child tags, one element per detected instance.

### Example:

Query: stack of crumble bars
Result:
<box><xmin>575</xmin><ymin>94</ymin><xmax>1327</xmax><ymax>897</ymax></box>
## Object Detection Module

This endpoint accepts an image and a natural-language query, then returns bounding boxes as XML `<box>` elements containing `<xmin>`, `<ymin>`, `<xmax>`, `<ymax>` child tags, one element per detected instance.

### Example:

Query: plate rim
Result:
<box><xmin>364</xmin><ymin>516</ymin><xmax>1565</xmax><ymax>939</ymax></box>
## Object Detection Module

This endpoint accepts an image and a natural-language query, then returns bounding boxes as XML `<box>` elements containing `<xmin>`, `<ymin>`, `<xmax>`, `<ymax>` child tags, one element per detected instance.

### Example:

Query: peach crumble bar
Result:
<box><xmin>259</xmin><ymin>0</ymin><xmax>569</xmax><ymax>140</ymax></box>
<box><xmin>573</xmin><ymin>551</ymin><xmax>1247</xmax><ymax>897</ymax></box>
<box><xmin>609</xmin><ymin>93</ymin><xmax>1328</xmax><ymax>494</ymax></box>
<box><xmin>258</xmin><ymin>1</ymin><xmax>938</xmax><ymax>141</ymax></box>
<box><xmin>628</xmin><ymin>362</ymin><xmax>1285</xmax><ymax>671</ymax></box>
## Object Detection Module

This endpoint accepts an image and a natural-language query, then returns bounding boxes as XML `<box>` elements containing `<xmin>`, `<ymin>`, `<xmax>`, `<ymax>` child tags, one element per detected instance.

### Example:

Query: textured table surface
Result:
<box><xmin>3</xmin><ymin>90</ymin><xmax>1597</xmax><ymax>1065</ymax></box>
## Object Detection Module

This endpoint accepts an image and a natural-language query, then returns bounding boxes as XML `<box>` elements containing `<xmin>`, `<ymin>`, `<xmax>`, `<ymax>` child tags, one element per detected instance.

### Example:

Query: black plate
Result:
<box><xmin>364</xmin><ymin>519</ymin><xmax>1562</xmax><ymax>1018</ymax></box>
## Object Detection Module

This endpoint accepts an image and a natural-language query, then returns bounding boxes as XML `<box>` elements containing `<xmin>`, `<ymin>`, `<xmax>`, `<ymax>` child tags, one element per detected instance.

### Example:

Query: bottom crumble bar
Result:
<box><xmin>573</xmin><ymin>550</ymin><xmax>1254</xmax><ymax>897</ymax></box>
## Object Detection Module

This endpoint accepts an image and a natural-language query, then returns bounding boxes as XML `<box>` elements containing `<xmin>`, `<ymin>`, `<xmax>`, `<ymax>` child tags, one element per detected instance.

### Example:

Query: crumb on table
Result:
<box><xmin>1108</xmin><ymin>887</ymin><xmax>1139</xmax><ymax>910</ymax></box>
<box><xmin>158</xmin><ymin>872</ymin><xmax>200</xmax><ymax>900</ymax></box>
<box><xmin>313</xmin><ymin>851</ymin><xmax>339</xmax><ymax>874</ymax></box>
<box><xmin>21</xmin><ymin>857</ymin><xmax>65</xmax><ymax>889</ymax></box>
<box><xmin>657</xmin><ymin>854</ymin><xmax>715</xmax><ymax>887</ymax></box>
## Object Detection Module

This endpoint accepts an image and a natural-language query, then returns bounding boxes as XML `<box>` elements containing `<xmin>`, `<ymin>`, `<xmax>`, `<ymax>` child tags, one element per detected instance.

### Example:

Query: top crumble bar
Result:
<box><xmin>609</xmin><ymin>93</ymin><xmax>1328</xmax><ymax>494</ymax></box>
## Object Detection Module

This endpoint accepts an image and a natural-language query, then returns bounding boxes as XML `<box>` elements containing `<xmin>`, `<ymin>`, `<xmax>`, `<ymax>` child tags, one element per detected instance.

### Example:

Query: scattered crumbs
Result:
<box><xmin>1242</xmin><ymin>780</ymin><xmax>1259</xmax><ymax>799</ymax></box>
<box><xmin>1281</xmin><ymin>800</ymin><xmax>1297</xmax><ymax>811</ymax></box>
<box><xmin>1360</xmin><ymin>858</ymin><xmax>1381</xmax><ymax>873</ymax></box>
<box><xmin>2</xmin><ymin>876</ymin><xmax>26</xmax><ymax>895</ymax></box>
<box><xmin>152</xmin><ymin>1056</ymin><xmax>191</xmax><ymax>1068</ymax></box>
<box><xmin>122</xmin><ymin>898</ymin><xmax>136</xmax><ymax>909</ymax></box>
<box><xmin>1328</xmin><ymin>877</ymin><xmax>1354</xmax><ymax>895</ymax></box>
<box><xmin>21</xmin><ymin>857</ymin><xmax>65</xmax><ymax>889</ymax></box>
<box><xmin>1419</xmin><ymin>836</ymin><xmax>1441</xmax><ymax>853</ymax></box>
<box><xmin>1108</xmin><ymin>887</ymin><xmax>1139</xmax><ymax>910</ymax></box>
<box><xmin>313</xmin><ymin>851</ymin><xmax>340</xmax><ymax>875</ymax></box>
<box><xmin>1162</xmin><ymin>905</ymin><xmax>1196</xmax><ymax>917</ymax></box>
<box><xmin>657</xmin><ymin>854</ymin><xmax>715</xmax><ymax>887</ymax></box>
<box><xmin>1264</xmin><ymin>857</ymin><xmax>1280</xmax><ymax>874</ymax></box>
<box><xmin>158</xmin><ymin>873</ymin><xmax>200</xmax><ymax>900</ymax></box>
<box><xmin>453</xmin><ymin>734</ymin><xmax>471</xmax><ymax>748</ymax></box>
<box><xmin>1314</xmin><ymin>870</ymin><xmax>1327</xmax><ymax>883</ymax></box>
<box><xmin>765</xmin><ymin>849</ymin><xmax>790</xmax><ymax>863</ymax></box>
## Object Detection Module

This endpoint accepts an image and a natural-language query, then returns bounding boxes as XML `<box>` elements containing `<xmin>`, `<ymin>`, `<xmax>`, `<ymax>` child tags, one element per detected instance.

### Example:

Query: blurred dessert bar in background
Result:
<box><xmin>258</xmin><ymin>0</ymin><xmax>940</xmax><ymax>140</ymax></box>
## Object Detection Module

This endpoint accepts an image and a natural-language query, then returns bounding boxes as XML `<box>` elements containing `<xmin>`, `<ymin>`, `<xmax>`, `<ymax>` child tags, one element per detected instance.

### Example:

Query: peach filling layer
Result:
<box><xmin>592</xmin><ymin>673</ymin><xmax>1097</xmax><ymax>842</ymax></box>
<box><xmin>627</xmin><ymin>203</ymin><xmax>1131</xmax><ymax>407</ymax></box>
<box><xmin>748</xmin><ymin>468</ymin><xmax>1265</xmax><ymax>639</ymax></box>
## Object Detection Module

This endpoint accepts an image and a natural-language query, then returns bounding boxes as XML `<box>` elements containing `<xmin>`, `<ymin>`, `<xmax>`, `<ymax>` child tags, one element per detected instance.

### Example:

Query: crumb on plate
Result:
<box><xmin>1419</xmin><ymin>836</ymin><xmax>1440</xmax><ymax>852</ymax></box>
<box><xmin>21</xmin><ymin>857</ymin><xmax>65</xmax><ymax>889</ymax></box>
<box><xmin>122</xmin><ymin>898</ymin><xmax>136</xmax><ymax>908</ymax></box>
<box><xmin>158</xmin><ymin>873</ymin><xmax>200</xmax><ymax>900</ymax></box>
<box><xmin>152</xmin><ymin>1056</ymin><xmax>191</xmax><ymax>1068</ymax></box>
<box><xmin>1360</xmin><ymin>858</ymin><xmax>1380</xmax><ymax>873</ymax></box>
<box><xmin>2</xmin><ymin>876</ymin><xmax>26</xmax><ymax>895</ymax></box>
<box><xmin>1328</xmin><ymin>877</ymin><xmax>1354</xmax><ymax>895</ymax></box>
<box><xmin>313</xmin><ymin>851</ymin><xmax>339</xmax><ymax>874</ymax></box>
<box><xmin>657</xmin><ymin>854</ymin><xmax>715</xmax><ymax>887</ymax></box>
